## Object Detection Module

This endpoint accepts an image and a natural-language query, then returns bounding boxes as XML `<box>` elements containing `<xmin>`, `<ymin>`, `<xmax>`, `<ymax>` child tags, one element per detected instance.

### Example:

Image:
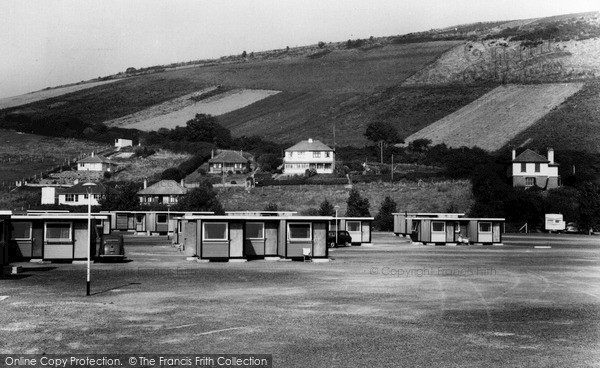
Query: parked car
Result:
<box><xmin>565</xmin><ymin>222</ymin><xmax>579</xmax><ymax>234</ymax></box>
<box><xmin>97</xmin><ymin>234</ymin><xmax>125</xmax><ymax>261</ymax></box>
<box><xmin>327</xmin><ymin>231</ymin><xmax>352</xmax><ymax>248</ymax></box>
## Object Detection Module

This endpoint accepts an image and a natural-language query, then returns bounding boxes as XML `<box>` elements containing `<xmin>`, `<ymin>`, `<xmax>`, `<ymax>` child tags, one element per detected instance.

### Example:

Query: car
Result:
<box><xmin>327</xmin><ymin>230</ymin><xmax>352</xmax><ymax>248</ymax></box>
<box><xmin>565</xmin><ymin>222</ymin><xmax>579</xmax><ymax>234</ymax></box>
<box><xmin>97</xmin><ymin>234</ymin><xmax>125</xmax><ymax>261</ymax></box>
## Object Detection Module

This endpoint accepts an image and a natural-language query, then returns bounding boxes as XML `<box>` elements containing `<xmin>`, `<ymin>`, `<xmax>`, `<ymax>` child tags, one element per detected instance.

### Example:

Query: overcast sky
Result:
<box><xmin>1</xmin><ymin>0</ymin><xmax>598</xmax><ymax>99</ymax></box>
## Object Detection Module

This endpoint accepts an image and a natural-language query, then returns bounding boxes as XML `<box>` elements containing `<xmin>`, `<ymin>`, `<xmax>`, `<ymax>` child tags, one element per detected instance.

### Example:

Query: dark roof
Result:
<box><xmin>59</xmin><ymin>182</ymin><xmax>106</xmax><ymax>195</ymax></box>
<box><xmin>208</xmin><ymin>150</ymin><xmax>249</xmax><ymax>164</ymax></box>
<box><xmin>78</xmin><ymin>154</ymin><xmax>114</xmax><ymax>164</ymax></box>
<box><xmin>286</xmin><ymin>139</ymin><xmax>333</xmax><ymax>152</ymax></box>
<box><xmin>137</xmin><ymin>180</ymin><xmax>187</xmax><ymax>195</ymax></box>
<box><xmin>513</xmin><ymin>149</ymin><xmax>549</xmax><ymax>163</ymax></box>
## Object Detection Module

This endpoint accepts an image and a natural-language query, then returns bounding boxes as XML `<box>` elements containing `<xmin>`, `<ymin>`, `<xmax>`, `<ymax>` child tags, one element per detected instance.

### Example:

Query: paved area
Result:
<box><xmin>1</xmin><ymin>232</ymin><xmax>599</xmax><ymax>367</ymax></box>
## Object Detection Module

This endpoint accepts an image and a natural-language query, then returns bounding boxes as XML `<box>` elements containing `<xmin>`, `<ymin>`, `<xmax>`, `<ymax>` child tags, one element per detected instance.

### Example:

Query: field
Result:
<box><xmin>108</xmin><ymin>89</ymin><xmax>281</xmax><ymax>131</ymax></box>
<box><xmin>0</xmin><ymin>80</ymin><xmax>117</xmax><ymax>110</ymax></box>
<box><xmin>109</xmin><ymin>150</ymin><xmax>192</xmax><ymax>182</ymax></box>
<box><xmin>404</xmin><ymin>83</ymin><xmax>584</xmax><ymax>151</ymax></box>
<box><xmin>217</xmin><ymin>180</ymin><xmax>473</xmax><ymax>215</ymax></box>
<box><xmin>0</xmin><ymin>129</ymin><xmax>109</xmax><ymax>187</ymax></box>
<box><xmin>1</xmin><ymin>233</ymin><xmax>598</xmax><ymax>367</ymax></box>
<box><xmin>0</xmin><ymin>41</ymin><xmax>462</xmax><ymax>147</ymax></box>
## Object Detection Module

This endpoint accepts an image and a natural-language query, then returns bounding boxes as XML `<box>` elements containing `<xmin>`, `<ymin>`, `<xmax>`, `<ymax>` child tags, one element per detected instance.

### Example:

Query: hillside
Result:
<box><xmin>1</xmin><ymin>11</ymin><xmax>599</xmax><ymax>152</ymax></box>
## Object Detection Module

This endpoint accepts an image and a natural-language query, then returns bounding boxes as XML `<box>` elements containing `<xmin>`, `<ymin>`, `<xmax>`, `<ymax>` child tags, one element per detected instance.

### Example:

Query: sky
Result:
<box><xmin>1</xmin><ymin>0</ymin><xmax>598</xmax><ymax>99</ymax></box>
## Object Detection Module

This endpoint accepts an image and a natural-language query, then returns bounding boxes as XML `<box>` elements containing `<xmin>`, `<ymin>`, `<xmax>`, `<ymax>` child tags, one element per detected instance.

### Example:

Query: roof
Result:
<box><xmin>208</xmin><ymin>150</ymin><xmax>249</xmax><ymax>163</ymax></box>
<box><xmin>78</xmin><ymin>154</ymin><xmax>114</xmax><ymax>164</ymax></box>
<box><xmin>137</xmin><ymin>180</ymin><xmax>188</xmax><ymax>195</ymax></box>
<box><xmin>513</xmin><ymin>149</ymin><xmax>549</xmax><ymax>163</ymax></box>
<box><xmin>285</xmin><ymin>139</ymin><xmax>333</xmax><ymax>152</ymax></box>
<box><xmin>59</xmin><ymin>182</ymin><xmax>106</xmax><ymax>195</ymax></box>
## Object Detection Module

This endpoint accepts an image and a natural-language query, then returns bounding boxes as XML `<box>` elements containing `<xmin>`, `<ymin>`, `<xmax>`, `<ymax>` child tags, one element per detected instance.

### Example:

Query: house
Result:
<box><xmin>115</xmin><ymin>138</ymin><xmax>133</xmax><ymax>150</ymax></box>
<box><xmin>283</xmin><ymin>138</ymin><xmax>335</xmax><ymax>175</ymax></box>
<box><xmin>77</xmin><ymin>152</ymin><xmax>117</xmax><ymax>172</ymax></box>
<box><xmin>41</xmin><ymin>182</ymin><xmax>105</xmax><ymax>206</ymax></box>
<box><xmin>509</xmin><ymin>148</ymin><xmax>560</xmax><ymax>189</ymax></box>
<box><xmin>137</xmin><ymin>179</ymin><xmax>187</xmax><ymax>205</ymax></box>
<box><xmin>208</xmin><ymin>150</ymin><xmax>250</xmax><ymax>174</ymax></box>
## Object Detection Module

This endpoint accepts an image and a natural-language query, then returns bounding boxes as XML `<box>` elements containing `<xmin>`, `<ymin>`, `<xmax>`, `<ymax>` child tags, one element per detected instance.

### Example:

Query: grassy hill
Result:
<box><xmin>1</xmin><ymin>11</ymin><xmax>599</xmax><ymax>152</ymax></box>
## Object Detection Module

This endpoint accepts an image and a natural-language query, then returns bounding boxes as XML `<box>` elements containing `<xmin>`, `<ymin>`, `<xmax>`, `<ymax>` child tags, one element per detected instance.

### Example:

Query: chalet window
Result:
<box><xmin>520</xmin><ymin>163</ymin><xmax>527</xmax><ymax>172</ymax></box>
<box><xmin>65</xmin><ymin>194</ymin><xmax>76</xmax><ymax>202</ymax></box>
<box><xmin>431</xmin><ymin>221</ymin><xmax>445</xmax><ymax>232</ymax></box>
<box><xmin>347</xmin><ymin>221</ymin><xmax>361</xmax><ymax>232</ymax></box>
<box><xmin>157</xmin><ymin>214</ymin><xmax>168</xmax><ymax>223</ymax></box>
<box><xmin>45</xmin><ymin>222</ymin><xmax>72</xmax><ymax>242</ymax></box>
<box><xmin>313</xmin><ymin>152</ymin><xmax>321</xmax><ymax>158</ymax></box>
<box><xmin>12</xmin><ymin>222</ymin><xmax>32</xmax><ymax>240</ymax></box>
<box><xmin>525</xmin><ymin>177</ymin><xmax>535</xmax><ymax>187</ymax></box>
<box><xmin>203</xmin><ymin>222</ymin><xmax>228</xmax><ymax>241</ymax></box>
<box><xmin>479</xmin><ymin>222</ymin><xmax>492</xmax><ymax>233</ymax></box>
<box><xmin>288</xmin><ymin>223</ymin><xmax>312</xmax><ymax>241</ymax></box>
<box><xmin>454</xmin><ymin>222</ymin><xmax>461</xmax><ymax>233</ymax></box>
<box><xmin>245</xmin><ymin>222</ymin><xmax>265</xmax><ymax>239</ymax></box>
<box><xmin>534</xmin><ymin>163</ymin><xmax>540</xmax><ymax>172</ymax></box>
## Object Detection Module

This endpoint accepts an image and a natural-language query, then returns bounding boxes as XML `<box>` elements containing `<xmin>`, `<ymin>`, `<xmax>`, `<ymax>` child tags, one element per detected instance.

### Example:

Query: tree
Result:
<box><xmin>161</xmin><ymin>167</ymin><xmax>185</xmax><ymax>182</ymax></box>
<box><xmin>318</xmin><ymin>199</ymin><xmax>335</xmax><ymax>216</ymax></box>
<box><xmin>174</xmin><ymin>182</ymin><xmax>224</xmax><ymax>214</ymax></box>
<box><xmin>257</xmin><ymin>153</ymin><xmax>282</xmax><ymax>173</ymax></box>
<box><xmin>364</xmin><ymin>121</ymin><xmax>401</xmax><ymax>164</ymax></box>
<box><xmin>374</xmin><ymin>197</ymin><xmax>397</xmax><ymax>231</ymax></box>
<box><xmin>408</xmin><ymin>138</ymin><xmax>432</xmax><ymax>153</ymax></box>
<box><xmin>99</xmin><ymin>182</ymin><xmax>141</xmax><ymax>211</ymax></box>
<box><xmin>345</xmin><ymin>189</ymin><xmax>370</xmax><ymax>217</ymax></box>
<box><xmin>185</xmin><ymin>114</ymin><xmax>232</xmax><ymax>147</ymax></box>
<box><xmin>577</xmin><ymin>182</ymin><xmax>600</xmax><ymax>233</ymax></box>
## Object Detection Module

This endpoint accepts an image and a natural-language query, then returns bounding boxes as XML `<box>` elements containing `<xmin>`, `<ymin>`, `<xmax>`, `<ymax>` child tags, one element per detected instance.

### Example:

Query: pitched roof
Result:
<box><xmin>208</xmin><ymin>150</ymin><xmax>249</xmax><ymax>163</ymax></box>
<box><xmin>286</xmin><ymin>139</ymin><xmax>333</xmax><ymax>152</ymax></box>
<box><xmin>59</xmin><ymin>182</ymin><xmax>106</xmax><ymax>195</ymax></box>
<box><xmin>513</xmin><ymin>149</ymin><xmax>549</xmax><ymax>163</ymax></box>
<box><xmin>78</xmin><ymin>154</ymin><xmax>114</xmax><ymax>164</ymax></box>
<box><xmin>137</xmin><ymin>180</ymin><xmax>187</xmax><ymax>195</ymax></box>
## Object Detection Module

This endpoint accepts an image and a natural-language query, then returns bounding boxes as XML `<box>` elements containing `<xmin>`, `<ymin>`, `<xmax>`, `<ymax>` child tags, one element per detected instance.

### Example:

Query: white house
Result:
<box><xmin>41</xmin><ymin>183</ymin><xmax>105</xmax><ymax>206</ymax></box>
<box><xmin>283</xmin><ymin>138</ymin><xmax>335</xmax><ymax>175</ymax></box>
<box><xmin>115</xmin><ymin>138</ymin><xmax>133</xmax><ymax>149</ymax></box>
<box><xmin>77</xmin><ymin>152</ymin><xmax>117</xmax><ymax>172</ymax></box>
<box><xmin>137</xmin><ymin>179</ymin><xmax>188</xmax><ymax>205</ymax></box>
<box><xmin>509</xmin><ymin>148</ymin><xmax>560</xmax><ymax>189</ymax></box>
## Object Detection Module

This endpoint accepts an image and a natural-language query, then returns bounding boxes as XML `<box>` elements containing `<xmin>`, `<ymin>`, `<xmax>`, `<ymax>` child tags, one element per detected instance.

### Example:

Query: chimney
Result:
<box><xmin>511</xmin><ymin>149</ymin><xmax>516</xmax><ymax>160</ymax></box>
<box><xmin>211</xmin><ymin>149</ymin><xmax>214</xmax><ymax>159</ymax></box>
<box><xmin>91</xmin><ymin>151</ymin><xmax>95</xmax><ymax>157</ymax></box>
<box><xmin>143</xmin><ymin>178</ymin><xmax>147</xmax><ymax>189</ymax></box>
<box><xmin>180</xmin><ymin>179</ymin><xmax>184</xmax><ymax>187</ymax></box>
<box><xmin>308</xmin><ymin>138</ymin><xmax>313</xmax><ymax>143</ymax></box>
<box><xmin>548</xmin><ymin>148</ymin><xmax>554</xmax><ymax>164</ymax></box>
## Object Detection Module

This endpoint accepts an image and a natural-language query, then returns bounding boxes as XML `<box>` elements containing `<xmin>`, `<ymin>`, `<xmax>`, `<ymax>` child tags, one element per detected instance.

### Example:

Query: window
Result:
<box><xmin>454</xmin><ymin>222</ymin><xmax>461</xmax><ymax>233</ymax></box>
<box><xmin>298</xmin><ymin>152</ymin><xmax>305</xmax><ymax>157</ymax></box>
<box><xmin>520</xmin><ymin>163</ymin><xmax>527</xmax><ymax>172</ymax></box>
<box><xmin>157</xmin><ymin>214</ymin><xmax>167</xmax><ymax>223</ymax></box>
<box><xmin>479</xmin><ymin>222</ymin><xmax>492</xmax><ymax>233</ymax></box>
<box><xmin>313</xmin><ymin>152</ymin><xmax>321</xmax><ymax>158</ymax></box>
<box><xmin>432</xmin><ymin>221</ymin><xmax>445</xmax><ymax>232</ymax></box>
<box><xmin>203</xmin><ymin>222</ymin><xmax>228</xmax><ymax>241</ymax></box>
<box><xmin>534</xmin><ymin>163</ymin><xmax>540</xmax><ymax>172</ymax></box>
<box><xmin>136</xmin><ymin>214</ymin><xmax>144</xmax><ymax>223</ymax></box>
<box><xmin>65</xmin><ymin>194</ymin><xmax>76</xmax><ymax>202</ymax></box>
<box><xmin>12</xmin><ymin>222</ymin><xmax>32</xmax><ymax>240</ymax></box>
<box><xmin>288</xmin><ymin>223</ymin><xmax>311</xmax><ymax>241</ymax></box>
<box><xmin>325</xmin><ymin>152</ymin><xmax>331</xmax><ymax>158</ymax></box>
<box><xmin>45</xmin><ymin>222</ymin><xmax>72</xmax><ymax>242</ymax></box>
<box><xmin>347</xmin><ymin>221</ymin><xmax>361</xmax><ymax>232</ymax></box>
<box><xmin>287</xmin><ymin>152</ymin><xmax>292</xmax><ymax>158</ymax></box>
<box><xmin>525</xmin><ymin>177</ymin><xmax>535</xmax><ymax>187</ymax></box>
<box><xmin>245</xmin><ymin>222</ymin><xmax>265</xmax><ymax>239</ymax></box>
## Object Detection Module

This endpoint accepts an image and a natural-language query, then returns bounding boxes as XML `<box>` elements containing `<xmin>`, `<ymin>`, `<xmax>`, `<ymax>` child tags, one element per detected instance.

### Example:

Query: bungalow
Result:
<box><xmin>77</xmin><ymin>152</ymin><xmax>117</xmax><ymax>172</ymax></box>
<box><xmin>407</xmin><ymin>216</ymin><xmax>505</xmax><ymax>245</ymax></box>
<box><xmin>137</xmin><ymin>179</ymin><xmax>187</xmax><ymax>205</ymax></box>
<box><xmin>114</xmin><ymin>138</ymin><xmax>133</xmax><ymax>150</ymax></box>
<box><xmin>8</xmin><ymin>212</ymin><xmax>109</xmax><ymax>261</ymax></box>
<box><xmin>41</xmin><ymin>182</ymin><xmax>105</xmax><ymax>206</ymax></box>
<box><xmin>208</xmin><ymin>150</ymin><xmax>250</xmax><ymax>174</ymax></box>
<box><xmin>283</xmin><ymin>138</ymin><xmax>335</xmax><ymax>175</ymax></box>
<box><xmin>509</xmin><ymin>148</ymin><xmax>560</xmax><ymax>189</ymax></box>
<box><xmin>177</xmin><ymin>214</ymin><xmax>331</xmax><ymax>261</ymax></box>
<box><xmin>330</xmin><ymin>217</ymin><xmax>374</xmax><ymax>246</ymax></box>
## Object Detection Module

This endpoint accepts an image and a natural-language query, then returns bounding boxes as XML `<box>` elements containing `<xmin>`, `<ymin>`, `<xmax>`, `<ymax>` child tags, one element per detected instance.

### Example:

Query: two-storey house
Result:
<box><xmin>509</xmin><ymin>148</ymin><xmax>560</xmax><ymax>189</ymax></box>
<box><xmin>283</xmin><ymin>138</ymin><xmax>335</xmax><ymax>175</ymax></box>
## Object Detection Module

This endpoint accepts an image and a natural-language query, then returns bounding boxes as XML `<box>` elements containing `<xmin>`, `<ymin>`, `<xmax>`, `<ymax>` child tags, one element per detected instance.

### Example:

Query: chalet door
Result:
<box><xmin>73</xmin><ymin>222</ymin><xmax>88</xmax><ymax>259</ymax></box>
<box><xmin>135</xmin><ymin>214</ymin><xmax>145</xmax><ymax>232</ymax></box>
<box><xmin>116</xmin><ymin>214</ymin><xmax>128</xmax><ymax>230</ymax></box>
<box><xmin>32</xmin><ymin>224</ymin><xmax>43</xmax><ymax>258</ymax></box>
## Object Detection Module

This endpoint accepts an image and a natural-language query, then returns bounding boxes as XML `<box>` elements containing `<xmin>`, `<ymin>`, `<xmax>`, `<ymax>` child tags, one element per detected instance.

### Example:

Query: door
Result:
<box><xmin>135</xmin><ymin>214</ymin><xmax>145</xmax><ymax>232</ymax></box>
<box><xmin>73</xmin><ymin>221</ymin><xmax>88</xmax><ymax>259</ymax></box>
<box><xmin>244</xmin><ymin>222</ymin><xmax>265</xmax><ymax>257</ymax></box>
<box><xmin>116</xmin><ymin>213</ymin><xmax>128</xmax><ymax>230</ymax></box>
<box><xmin>431</xmin><ymin>221</ymin><xmax>446</xmax><ymax>243</ymax></box>
<box><xmin>346</xmin><ymin>221</ymin><xmax>361</xmax><ymax>244</ymax></box>
<box><xmin>32</xmin><ymin>224</ymin><xmax>44</xmax><ymax>258</ymax></box>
